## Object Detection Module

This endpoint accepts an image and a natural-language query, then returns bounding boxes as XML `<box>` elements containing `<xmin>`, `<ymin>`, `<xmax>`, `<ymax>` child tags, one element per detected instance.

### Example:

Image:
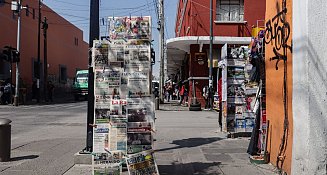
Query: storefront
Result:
<box><xmin>166</xmin><ymin>36</ymin><xmax>251</xmax><ymax>108</ymax></box>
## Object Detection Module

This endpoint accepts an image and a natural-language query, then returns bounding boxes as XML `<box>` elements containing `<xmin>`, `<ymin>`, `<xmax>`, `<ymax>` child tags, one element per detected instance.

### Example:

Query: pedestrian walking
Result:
<box><xmin>168</xmin><ymin>83</ymin><xmax>173</xmax><ymax>101</ymax></box>
<box><xmin>203</xmin><ymin>85</ymin><xmax>209</xmax><ymax>109</ymax></box>
<box><xmin>153</xmin><ymin>87</ymin><xmax>159</xmax><ymax>98</ymax></box>
<box><xmin>184</xmin><ymin>87</ymin><xmax>188</xmax><ymax>105</ymax></box>
<box><xmin>3</xmin><ymin>79</ymin><xmax>13</xmax><ymax>105</ymax></box>
<box><xmin>179</xmin><ymin>85</ymin><xmax>185</xmax><ymax>105</ymax></box>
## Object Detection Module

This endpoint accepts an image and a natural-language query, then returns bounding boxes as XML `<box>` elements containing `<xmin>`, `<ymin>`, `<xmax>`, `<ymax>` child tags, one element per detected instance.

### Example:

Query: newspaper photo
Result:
<box><xmin>95</xmin><ymin>108</ymin><xmax>110</xmax><ymax>124</ymax></box>
<box><xmin>93</xmin><ymin>124</ymin><xmax>109</xmax><ymax>153</ymax></box>
<box><xmin>108</xmin><ymin>43</ymin><xmax>125</xmax><ymax>62</ymax></box>
<box><xmin>126</xmin><ymin>150</ymin><xmax>159</xmax><ymax>175</ymax></box>
<box><xmin>126</xmin><ymin>97</ymin><xmax>155</xmax><ymax>123</ymax></box>
<box><xmin>127</xmin><ymin>108</ymin><xmax>147</xmax><ymax>122</ymax></box>
<box><xmin>110</xmin><ymin>99</ymin><xmax>128</xmax><ymax>123</ymax></box>
<box><xmin>92</xmin><ymin>152</ymin><xmax>123</xmax><ymax>175</ymax></box>
<box><xmin>93</xmin><ymin>40</ymin><xmax>109</xmax><ymax>67</ymax></box>
<box><xmin>127</xmin><ymin>122</ymin><xmax>153</xmax><ymax>154</ymax></box>
<box><xmin>127</xmin><ymin>122</ymin><xmax>152</xmax><ymax>133</ymax></box>
<box><xmin>127</xmin><ymin>133</ymin><xmax>152</xmax><ymax>148</ymax></box>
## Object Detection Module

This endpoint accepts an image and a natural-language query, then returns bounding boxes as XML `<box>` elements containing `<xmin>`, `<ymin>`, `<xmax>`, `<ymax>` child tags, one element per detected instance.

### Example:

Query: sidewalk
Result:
<box><xmin>65</xmin><ymin>102</ymin><xmax>278</xmax><ymax>175</ymax></box>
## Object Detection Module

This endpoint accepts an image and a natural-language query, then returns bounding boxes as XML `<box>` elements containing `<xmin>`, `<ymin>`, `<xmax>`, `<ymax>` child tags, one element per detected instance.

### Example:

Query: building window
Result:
<box><xmin>33</xmin><ymin>9</ymin><xmax>35</xmax><ymax>19</ymax></box>
<box><xmin>74</xmin><ymin>37</ymin><xmax>79</xmax><ymax>46</ymax></box>
<box><xmin>216</xmin><ymin>0</ymin><xmax>244</xmax><ymax>22</ymax></box>
<box><xmin>59</xmin><ymin>65</ymin><xmax>67</xmax><ymax>83</ymax></box>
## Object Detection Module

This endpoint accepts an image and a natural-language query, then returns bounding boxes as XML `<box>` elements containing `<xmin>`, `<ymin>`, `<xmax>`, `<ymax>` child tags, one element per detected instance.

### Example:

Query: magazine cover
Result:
<box><xmin>126</xmin><ymin>150</ymin><xmax>159</xmax><ymax>175</ymax></box>
<box><xmin>108</xmin><ymin>16</ymin><xmax>151</xmax><ymax>40</ymax></box>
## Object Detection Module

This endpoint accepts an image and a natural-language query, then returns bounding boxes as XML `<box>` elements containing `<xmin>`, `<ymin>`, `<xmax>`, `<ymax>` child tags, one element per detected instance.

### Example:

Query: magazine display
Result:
<box><xmin>220</xmin><ymin>45</ymin><xmax>257</xmax><ymax>133</ymax></box>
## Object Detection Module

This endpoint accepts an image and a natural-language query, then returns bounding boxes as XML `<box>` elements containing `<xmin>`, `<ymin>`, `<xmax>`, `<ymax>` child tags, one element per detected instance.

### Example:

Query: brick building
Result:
<box><xmin>0</xmin><ymin>0</ymin><xmax>88</xmax><ymax>101</ymax></box>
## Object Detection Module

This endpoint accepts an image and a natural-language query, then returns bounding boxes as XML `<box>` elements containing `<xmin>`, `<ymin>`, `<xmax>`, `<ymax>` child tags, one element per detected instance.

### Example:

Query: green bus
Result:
<box><xmin>73</xmin><ymin>70</ymin><xmax>88</xmax><ymax>100</ymax></box>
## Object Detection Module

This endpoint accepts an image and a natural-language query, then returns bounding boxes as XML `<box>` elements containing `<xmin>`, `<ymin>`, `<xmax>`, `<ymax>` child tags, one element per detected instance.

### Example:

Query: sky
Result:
<box><xmin>42</xmin><ymin>0</ymin><xmax>179</xmax><ymax>77</ymax></box>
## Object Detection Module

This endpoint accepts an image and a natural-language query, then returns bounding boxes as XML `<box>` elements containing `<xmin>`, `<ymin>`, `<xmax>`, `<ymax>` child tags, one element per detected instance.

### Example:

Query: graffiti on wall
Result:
<box><xmin>265</xmin><ymin>0</ymin><xmax>292</xmax><ymax>70</ymax></box>
<box><xmin>265</xmin><ymin>0</ymin><xmax>292</xmax><ymax>172</ymax></box>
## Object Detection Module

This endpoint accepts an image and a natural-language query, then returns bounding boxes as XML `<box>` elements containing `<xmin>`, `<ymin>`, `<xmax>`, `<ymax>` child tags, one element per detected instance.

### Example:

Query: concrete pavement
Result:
<box><xmin>66</xmin><ymin>102</ymin><xmax>278</xmax><ymax>175</ymax></box>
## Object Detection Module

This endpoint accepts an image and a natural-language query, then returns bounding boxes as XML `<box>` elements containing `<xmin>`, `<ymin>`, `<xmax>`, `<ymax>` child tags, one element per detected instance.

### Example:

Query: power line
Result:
<box><xmin>51</xmin><ymin>0</ymin><xmax>89</xmax><ymax>7</ymax></box>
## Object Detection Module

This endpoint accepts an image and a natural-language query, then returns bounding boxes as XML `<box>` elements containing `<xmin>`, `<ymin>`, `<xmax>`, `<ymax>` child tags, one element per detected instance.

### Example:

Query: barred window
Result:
<box><xmin>216</xmin><ymin>0</ymin><xmax>244</xmax><ymax>22</ymax></box>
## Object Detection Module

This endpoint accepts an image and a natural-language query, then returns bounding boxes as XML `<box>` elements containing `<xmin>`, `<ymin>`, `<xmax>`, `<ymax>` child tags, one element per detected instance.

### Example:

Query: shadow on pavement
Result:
<box><xmin>10</xmin><ymin>155</ymin><xmax>39</xmax><ymax>161</ymax></box>
<box><xmin>156</xmin><ymin>137</ymin><xmax>224</xmax><ymax>152</ymax></box>
<box><xmin>158</xmin><ymin>162</ymin><xmax>222</xmax><ymax>175</ymax></box>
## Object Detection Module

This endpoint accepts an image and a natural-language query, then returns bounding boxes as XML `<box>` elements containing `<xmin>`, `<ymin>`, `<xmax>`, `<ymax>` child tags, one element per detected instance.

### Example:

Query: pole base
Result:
<box><xmin>13</xmin><ymin>97</ymin><xmax>19</xmax><ymax>106</ymax></box>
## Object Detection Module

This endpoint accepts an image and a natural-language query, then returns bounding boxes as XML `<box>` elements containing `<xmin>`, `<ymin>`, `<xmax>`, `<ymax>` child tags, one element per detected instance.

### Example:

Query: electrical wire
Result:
<box><xmin>51</xmin><ymin>0</ymin><xmax>89</xmax><ymax>7</ymax></box>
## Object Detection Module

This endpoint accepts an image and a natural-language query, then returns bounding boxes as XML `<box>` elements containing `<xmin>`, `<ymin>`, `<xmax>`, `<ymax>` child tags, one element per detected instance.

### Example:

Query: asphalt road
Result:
<box><xmin>0</xmin><ymin>102</ymin><xmax>87</xmax><ymax>175</ymax></box>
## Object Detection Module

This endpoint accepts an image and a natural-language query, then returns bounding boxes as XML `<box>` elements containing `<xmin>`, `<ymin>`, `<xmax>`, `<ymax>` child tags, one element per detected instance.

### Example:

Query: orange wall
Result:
<box><xmin>0</xmin><ymin>0</ymin><xmax>88</xmax><ymax>90</ymax></box>
<box><xmin>265</xmin><ymin>0</ymin><xmax>293</xmax><ymax>174</ymax></box>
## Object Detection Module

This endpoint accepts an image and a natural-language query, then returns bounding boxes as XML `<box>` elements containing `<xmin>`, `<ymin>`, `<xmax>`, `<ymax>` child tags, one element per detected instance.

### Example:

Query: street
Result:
<box><xmin>0</xmin><ymin>102</ymin><xmax>87</xmax><ymax>175</ymax></box>
<box><xmin>0</xmin><ymin>102</ymin><xmax>278</xmax><ymax>175</ymax></box>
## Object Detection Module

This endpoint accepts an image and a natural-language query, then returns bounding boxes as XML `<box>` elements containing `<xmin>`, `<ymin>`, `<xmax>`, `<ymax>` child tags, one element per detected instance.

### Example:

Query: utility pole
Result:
<box><xmin>37</xmin><ymin>0</ymin><xmax>41</xmax><ymax>103</ymax></box>
<box><xmin>42</xmin><ymin>17</ymin><xmax>48</xmax><ymax>102</ymax></box>
<box><xmin>85</xmin><ymin>0</ymin><xmax>99</xmax><ymax>153</ymax></box>
<box><xmin>159</xmin><ymin>0</ymin><xmax>165</xmax><ymax>103</ymax></box>
<box><xmin>209</xmin><ymin>0</ymin><xmax>213</xmax><ymax>110</ymax></box>
<box><xmin>13</xmin><ymin>0</ymin><xmax>22</xmax><ymax>106</ymax></box>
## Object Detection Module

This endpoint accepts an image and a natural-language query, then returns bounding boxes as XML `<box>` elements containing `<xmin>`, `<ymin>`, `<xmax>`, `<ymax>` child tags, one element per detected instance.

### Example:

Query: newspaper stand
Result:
<box><xmin>91</xmin><ymin>16</ymin><xmax>159</xmax><ymax>175</ymax></box>
<box><xmin>219</xmin><ymin>44</ymin><xmax>257</xmax><ymax>136</ymax></box>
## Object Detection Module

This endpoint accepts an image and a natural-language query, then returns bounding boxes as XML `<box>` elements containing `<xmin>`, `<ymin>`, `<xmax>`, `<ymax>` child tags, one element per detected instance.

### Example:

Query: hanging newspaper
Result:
<box><xmin>93</xmin><ymin>124</ymin><xmax>109</xmax><ymax>153</ymax></box>
<box><xmin>93</xmin><ymin>40</ymin><xmax>111</xmax><ymax>109</ymax></box>
<box><xmin>124</xmin><ymin>44</ymin><xmax>151</xmax><ymax>72</ymax></box>
<box><xmin>92</xmin><ymin>152</ymin><xmax>123</xmax><ymax>175</ymax></box>
<box><xmin>110</xmin><ymin>99</ymin><xmax>127</xmax><ymax>123</ymax></box>
<box><xmin>121</xmin><ymin>72</ymin><xmax>150</xmax><ymax>98</ymax></box>
<box><xmin>95</xmin><ymin>68</ymin><xmax>111</xmax><ymax>109</ymax></box>
<box><xmin>109</xmin><ymin>123</ymin><xmax>127</xmax><ymax>153</ymax></box>
<box><xmin>108</xmin><ymin>16</ymin><xmax>151</xmax><ymax>40</ymax></box>
<box><xmin>126</xmin><ymin>97</ymin><xmax>155</xmax><ymax>122</ymax></box>
<box><xmin>126</xmin><ymin>150</ymin><xmax>159</xmax><ymax>175</ymax></box>
<box><xmin>93</xmin><ymin>40</ymin><xmax>109</xmax><ymax>68</ymax></box>
<box><xmin>120</xmin><ymin>72</ymin><xmax>150</xmax><ymax>98</ymax></box>
<box><xmin>127</xmin><ymin>122</ymin><xmax>153</xmax><ymax>154</ymax></box>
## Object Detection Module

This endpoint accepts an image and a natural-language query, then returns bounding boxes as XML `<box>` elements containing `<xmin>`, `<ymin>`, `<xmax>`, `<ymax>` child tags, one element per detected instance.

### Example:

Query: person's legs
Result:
<box><xmin>205</xmin><ymin>98</ymin><xmax>208</xmax><ymax>109</ymax></box>
<box><xmin>3</xmin><ymin>93</ymin><xmax>9</xmax><ymax>104</ymax></box>
<box><xmin>179</xmin><ymin>95</ymin><xmax>184</xmax><ymax>104</ymax></box>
